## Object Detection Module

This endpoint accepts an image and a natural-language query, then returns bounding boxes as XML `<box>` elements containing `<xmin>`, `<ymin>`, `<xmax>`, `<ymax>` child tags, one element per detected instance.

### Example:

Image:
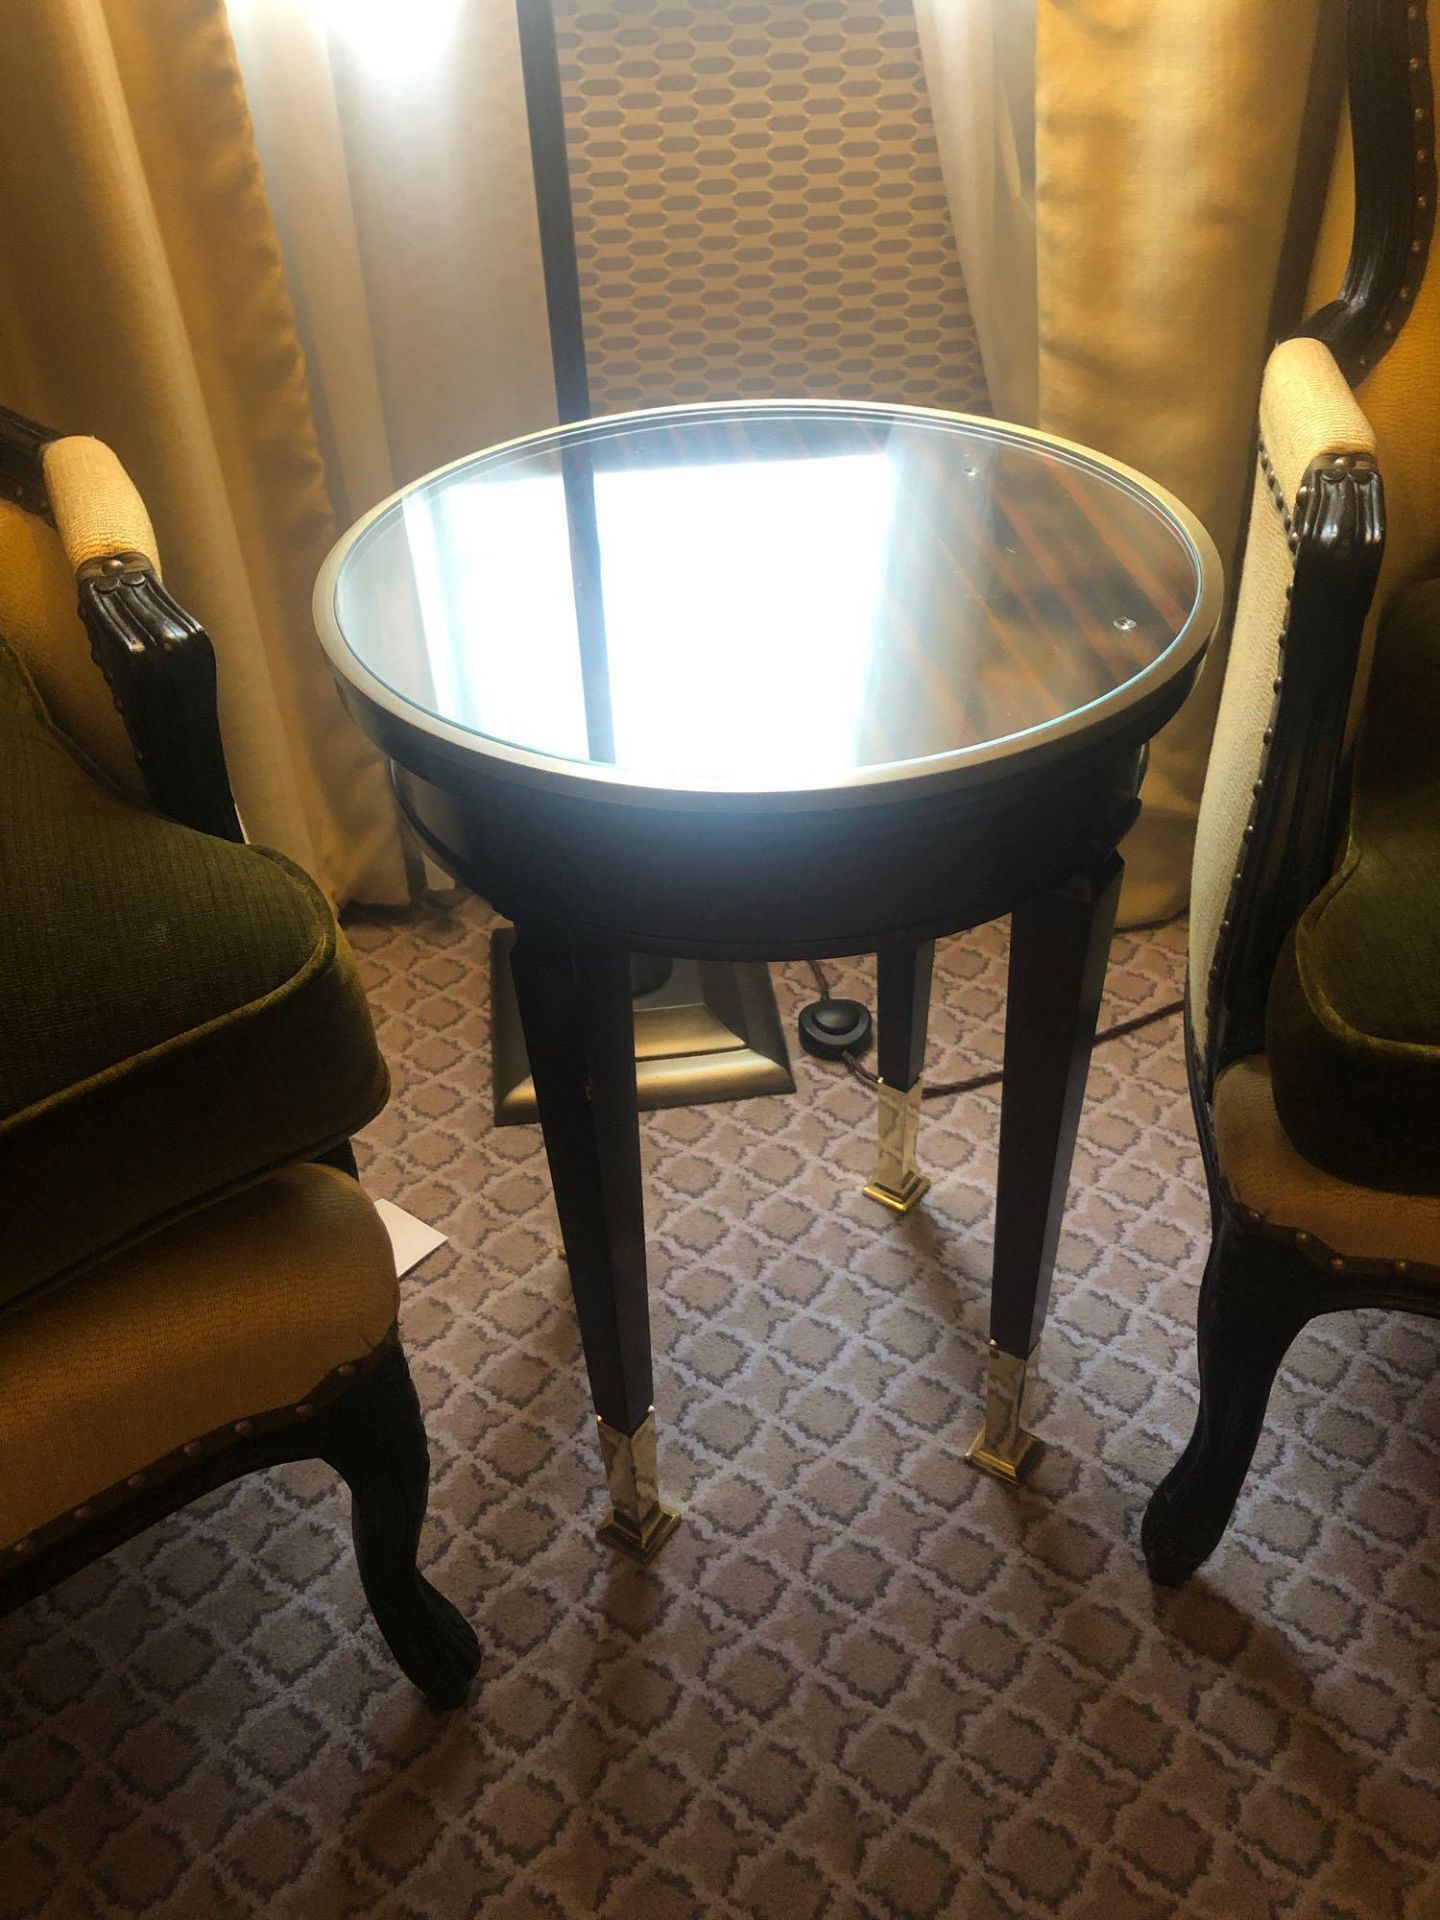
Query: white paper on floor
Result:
<box><xmin>374</xmin><ymin>1199</ymin><xmax>447</xmax><ymax>1277</ymax></box>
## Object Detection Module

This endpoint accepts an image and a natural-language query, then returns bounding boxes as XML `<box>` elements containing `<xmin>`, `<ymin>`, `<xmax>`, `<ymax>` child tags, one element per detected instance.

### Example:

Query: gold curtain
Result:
<box><xmin>912</xmin><ymin>0</ymin><xmax>1039</xmax><ymax>424</ymax></box>
<box><xmin>0</xmin><ymin>0</ymin><xmax>408</xmax><ymax>906</ymax></box>
<box><xmin>1033</xmin><ymin>0</ymin><xmax>1340</xmax><ymax>926</ymax></box>
<box><xmin>919</xmin><ymin>2</ymin><xmax>1343</xmax><ymax>926</ymax></box>
<box><xmin>225</xmin><ymin>0</ymin><xmax>558</xmax><ymax>527</ymax></box>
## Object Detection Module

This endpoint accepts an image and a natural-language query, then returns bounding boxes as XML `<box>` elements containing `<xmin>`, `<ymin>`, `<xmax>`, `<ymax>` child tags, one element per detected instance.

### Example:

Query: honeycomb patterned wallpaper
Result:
<box><xmin>552</xmin><ymin>0</ymin><xmax>991</xmax><ymax>416</ymax></box>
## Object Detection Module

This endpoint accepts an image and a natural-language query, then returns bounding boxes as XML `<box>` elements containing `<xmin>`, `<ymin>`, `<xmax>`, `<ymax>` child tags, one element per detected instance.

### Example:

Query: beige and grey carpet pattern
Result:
<box><xmin>2</xmin><ymin>900</ymin><xmax>1437</xmax><ymax>1918</ymax></box>
<box><xmin>557</xmin><ymin>0</ymin><xmax>990</xmax><ymax>417</ymax></box>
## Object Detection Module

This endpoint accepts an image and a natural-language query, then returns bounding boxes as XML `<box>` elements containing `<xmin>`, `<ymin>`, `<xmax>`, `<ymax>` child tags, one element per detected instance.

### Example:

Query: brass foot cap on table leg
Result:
<box><xmin>862</xmin><ymin>1170</ymin><xmax>931</xmax><ymax>1214</ymax></box>
<box><xmin>964</xmin><ymin>1341</ymin><xmax>1042</xmax><ymax>1482</ymax></box>
<box><xmin>965</xmin><ymin>1426</ymin><xmax>1039</xmax><ymax>1482</ymax></box>
<box><xmin>595</xmin><ymin>1409</ymin><xmax>682</xmax><ymax>1563</ymax></box>
<box><xmin>596</xmin><ymin>1504</ymin><xmax>682</xmax><ymax>1563</ymax></box>
<box><xmin>864</xmin><ymin>1080</ymin><xmax>928</xmax><ymax>1214</ymax></box>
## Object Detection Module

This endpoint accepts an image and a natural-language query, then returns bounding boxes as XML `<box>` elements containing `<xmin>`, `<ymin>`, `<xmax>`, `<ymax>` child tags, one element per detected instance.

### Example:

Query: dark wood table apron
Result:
<box><xmin>316</xmin><ymin>401</ymin><xmax>1221</xmax><ymax>1560</ymax></box>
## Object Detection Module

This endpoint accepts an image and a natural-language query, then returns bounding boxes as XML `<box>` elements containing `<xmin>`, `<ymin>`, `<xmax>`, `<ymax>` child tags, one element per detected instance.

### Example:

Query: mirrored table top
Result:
<box><xmin>317</xmin><ymin>402</ymin><xmax>1219</xmax><ymax>800</ymax></box>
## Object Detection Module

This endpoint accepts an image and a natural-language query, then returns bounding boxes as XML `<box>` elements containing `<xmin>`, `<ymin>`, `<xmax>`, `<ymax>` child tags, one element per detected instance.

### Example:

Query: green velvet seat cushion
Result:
<box><xmin>1268</xmin><ymin>579</ymin><xmax>1440</xmax><ymax>1192</ymax></box>
<box><xmin>0</xmin><ymin>636</ymin><xmax>389</xmax><ymax>1307</ymax></box>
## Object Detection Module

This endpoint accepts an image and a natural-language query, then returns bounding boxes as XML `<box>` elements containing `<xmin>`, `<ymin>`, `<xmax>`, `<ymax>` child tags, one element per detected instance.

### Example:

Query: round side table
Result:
<box><xmin>317</xmin><ymin>401</ymin><xmax>1222</xmax><ymax>1559</ymax></box>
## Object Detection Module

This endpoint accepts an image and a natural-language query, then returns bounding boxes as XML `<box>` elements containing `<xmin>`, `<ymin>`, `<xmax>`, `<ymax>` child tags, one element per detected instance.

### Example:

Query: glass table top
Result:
<box><xmin>318</xmin><ymin>403</ymin><xmax>1217</xmax><ymax>798</ymax></box>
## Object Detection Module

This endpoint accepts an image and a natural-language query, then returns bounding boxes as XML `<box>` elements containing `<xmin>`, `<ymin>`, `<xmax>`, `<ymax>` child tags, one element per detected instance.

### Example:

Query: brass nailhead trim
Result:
<box><xmin>1227</xmin><ymin>1183</ymin><xmax>1438</xmax><ymax>1291</ymax></box>
<box><xmin>1204</xmin><ymin>445</ymin><xmax>1379</xmax><ymax>1064</ymax></box>
<box><xmin>1234</xmin><ymin>435</ymin><xmax>1367</xmax><ymax>1075</ymax></box>
<box><xmin>4</xmin><ymin>1338</ymin><xmax>394</xmax><ymax>1568</ymax></box>
<box><xmin>1380</xmin><ymin>17</ymin><xmax>1434</xmax><ymax>353</ymax></box>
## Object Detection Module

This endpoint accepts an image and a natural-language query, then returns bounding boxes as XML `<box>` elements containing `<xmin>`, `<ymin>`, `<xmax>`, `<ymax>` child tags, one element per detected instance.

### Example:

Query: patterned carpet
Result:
<box><xmin>3</xmin><ymin>897</ymin><xmax>1438</xmax><ymax>1919</ymax></box>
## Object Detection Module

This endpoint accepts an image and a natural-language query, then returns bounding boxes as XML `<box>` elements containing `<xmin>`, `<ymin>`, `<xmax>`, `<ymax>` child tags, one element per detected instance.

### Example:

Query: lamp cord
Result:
<box><xmin>803</xmin><ymin>959</ymin><xmax>1183</xmax><ymax>1099</ymax></box>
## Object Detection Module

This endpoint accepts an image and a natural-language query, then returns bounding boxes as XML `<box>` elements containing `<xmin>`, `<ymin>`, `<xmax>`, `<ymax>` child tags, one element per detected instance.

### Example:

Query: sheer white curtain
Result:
<box><xmin>227</xmin><ymin>0</ymin><xmax>556</xmax><ymax>526</ymax></box>
<box><xmin>912</xmin><ymin>0</ymin><xmax>1038</xmax><ymax>426</ymax></box>
<box><xmin>915</xmin><ymin>1</ymin><xmax>1333</xmax><ymax>926</ymax></box>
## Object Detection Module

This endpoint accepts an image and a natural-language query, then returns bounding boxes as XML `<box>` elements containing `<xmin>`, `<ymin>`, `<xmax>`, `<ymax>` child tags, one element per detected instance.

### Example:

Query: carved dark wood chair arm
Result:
<box><xmin>1205</xmin><ymin>454</ymin><xmax>1385</xmax><ymax>1088</ymax></box>
<box><xmin>1301</xmin><ymin>0</ymin><xmax>1436</xmax><ymax>380</ymax></box>
<box><xmin>2</xmin><ymin>401</ymin><xmax>244</xmax><ymax>844</ymax></box>
<box><xmin>78</xmin><ymin>554</ymin><xmax>244</xmax><ymax>843</ymax></box>
<box><xmin>0</xmin><ymin>401</ymin><xmax>59</xmax><ymax>522</ymax></box>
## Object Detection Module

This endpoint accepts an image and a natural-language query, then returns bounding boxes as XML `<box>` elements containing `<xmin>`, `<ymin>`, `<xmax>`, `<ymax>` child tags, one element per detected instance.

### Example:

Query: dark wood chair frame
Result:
<box><xmin>0</xmin><ymin>408</ymin><xmax>479</xmax><ymax>1706</ymax></box>
<box><xmin>1142</xmin><ymin>0</ymin><xmax>1438</xmax><ymax>1584</ymax></box>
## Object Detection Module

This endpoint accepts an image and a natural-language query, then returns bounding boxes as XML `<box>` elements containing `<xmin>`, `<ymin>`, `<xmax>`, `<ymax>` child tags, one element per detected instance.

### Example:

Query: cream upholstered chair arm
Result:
<box><xmin>0</xmin><ymin>412</ymin><xmax>245</xmax><ymax>842</ymax></box>
<box><xmin>1188</xmin><ymin>338</ymin><xmax>1379</xmax><ymax>1081</ymax></box>
<box><xmin>0</xmin><ymin>495</ymin><xmax>147</xmax><ymax>797</ymax></box>
<box><xmin>0</xmin><ymin>436</ymin><xmax>165</xmax><ymax>797</ymax></box>
<box><xmin>41</xmin><ymin>435</ymin><xmax>160</xmax><ymax>577</ymax></box>
<box><xmin>0</xmin><ymin>425</ymin><xmax>174</xmax><ymax>802</ymax></box>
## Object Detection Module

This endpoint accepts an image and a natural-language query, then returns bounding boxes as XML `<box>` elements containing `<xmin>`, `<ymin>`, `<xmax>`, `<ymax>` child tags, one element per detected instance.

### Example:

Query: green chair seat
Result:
<box><xmin>0</xmin><ymin>636</ymin><xmax>389</xmax><ymax>1307</ymax></box>
<box><xmin>1268</xmin><ymin>580</ymin><xmax>1440</xmax><ymax>1192</ymax></box>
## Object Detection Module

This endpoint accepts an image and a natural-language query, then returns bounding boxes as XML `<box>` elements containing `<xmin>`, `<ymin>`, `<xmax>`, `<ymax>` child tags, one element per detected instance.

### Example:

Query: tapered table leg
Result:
<box><xmin>508</xmin><ymin>928</ymin><xmax>680</xmax><ymax>1560</ymax></box>
<box><xmin>864</xmin><ymin>939</ymin><xmax>935</xmax><ymax>1213</ymax></box>
<box><xmin>967</xmin><ymin>855</ymin><xmax>1123</xmax><ymax>1479</ymax></box>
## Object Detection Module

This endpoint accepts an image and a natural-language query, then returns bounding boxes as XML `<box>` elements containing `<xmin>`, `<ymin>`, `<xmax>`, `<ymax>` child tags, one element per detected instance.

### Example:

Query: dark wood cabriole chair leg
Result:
<box><xmin>312</xmin><ymin>1342</ymin><xmax>481</xmax><ymax>1708</ymax></box>
<box><xmin>1141</xmin><ymin>1209</ymin><xmax>1314</xmax><ymax>1585</ymax></box>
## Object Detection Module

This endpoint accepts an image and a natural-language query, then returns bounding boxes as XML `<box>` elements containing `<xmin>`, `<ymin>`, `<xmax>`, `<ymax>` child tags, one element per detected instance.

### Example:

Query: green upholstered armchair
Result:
<box><xmin>1143</xmin><ymin>3</ymin><xmax>1440</xmax><ymax>1581</ymax></box>
<box><xmin>0</xmin><ymin>407</ymin><xmax>479</xmax><ymax>1707</ymax></box>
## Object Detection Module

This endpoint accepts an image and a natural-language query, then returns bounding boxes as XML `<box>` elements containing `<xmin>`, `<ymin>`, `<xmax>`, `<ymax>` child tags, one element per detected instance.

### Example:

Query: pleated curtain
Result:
<box><xmin>2</xmin><ymin>1</ymin><xmax>1364</xmax><ymax>922</ymax></box>
<box><xmin>915</xmin><ymin>0</ymin><xmax>1345</xmax><ymax>926</ymax></box>
<box><xmin>226</xmin><ymin>0</ymin><xmax>558</xmax><ymax>526</ymax></box>
<box><xmin>0</xmin><ymin>0</ymin><xmax>418</xmax><ymax>906</ymax></box>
